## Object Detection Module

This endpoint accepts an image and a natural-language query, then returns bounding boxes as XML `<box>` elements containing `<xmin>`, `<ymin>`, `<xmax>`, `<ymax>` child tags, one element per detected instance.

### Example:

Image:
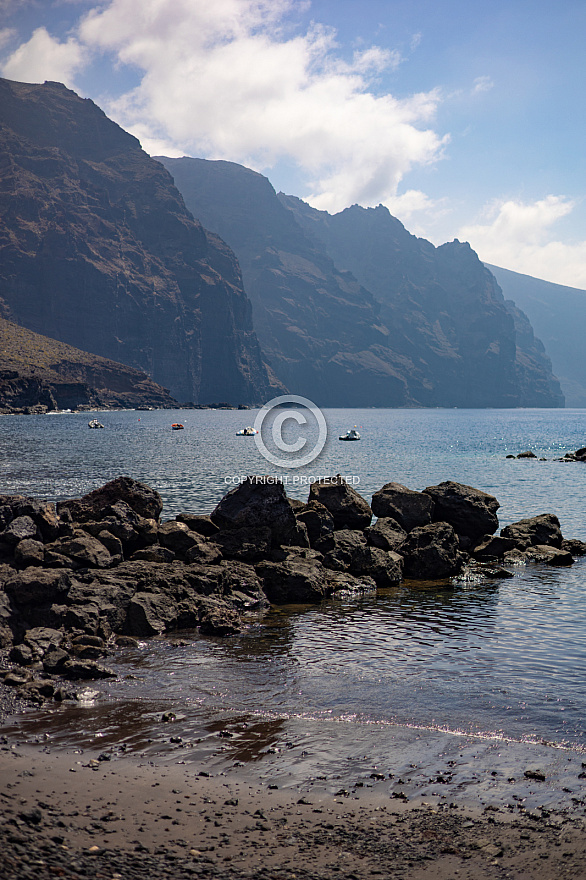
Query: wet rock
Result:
<box><xmin>222</xmin><ymin>561</ymin><xmax>268</xmax><ymax>609</ymax></box>
<box><xmin>472</xmin><ymin>534</ymin><xmax>516</xmax><ymax>560</ymax></box>
<box><xmin>199</xmin><ymin>606</ymin><xmax>243</xmax><ymax>636</ymax></box>
<box><xmin>49</xmin><ymin>530</ymin><xmax>112</xmax><ymax>569</ymax></box>
<box><xmin>295</xmin><ymin>501</ymin><xmax>335</xmax><ymax>547</ymax></box>
<box><xmin>61</xmin><ymin>659</ymin><xmax>116</xmax><ymax>680</ymax></box>
<box><xmin>562</xmin><ymin>538</ymin><xmax>586</xmax><ymax>556</ymax></box>
<box><xmin>23</xmin><ymin>626</ymin><xmax>64</xmax><ymax>658</ymax></box>
<box><xmin>371</xmin><ymin>482</ymin><xmax>433</xmax><ymax>531</ymax></box>
<box><xmin>42</xmin><ymin>648</ymin><xmax>70</xmax><ymax>673</ymax></box>
<box><xmin>524</xmin><ymin>545</ymin><xmax>574</xmax><ymax>566</ymax></box>
<box><xmin>325</xmin><ymin>570</ymin><xmax>377</xmax><ymax>594</ymax></box>
<box><xmin>14</xmin><ymin>538</ymin><xmax>45</xmax><ymax>568</ymax></box>
<box><xmin>176</xmin><ymin>513</ymin><xmax>219</xmax><ymax>538</ymax></box>
<box><xmin>214</xmin><ymin>526</ymin><xmax>272</xmax><ymax>562</ymax></box>
<box><xmin>158</xmin><ymin>521</ymin><xmax>203</xmax><ymax>554</ymax></box>
<box><xmin>2</xmin><ymin>515</ymin><xmax>39</xmax><ymax>545</ymax></box>
<box><xmin>353</xmin><ymin>546</ymin><xmax>403</xmax><ymax>587</ymax></box>
<box><xmin>57</xmin><ymin>476</ymin><xmax>163</xmax><ymax>523</ymax></box>
<box><xmin>212</xmin><ymin>477</ymin><xmax>298</xmax><ymax>545</ymax></box>
<box><xmin>501</xmin><ymin>513</ymin><xmax>563</xmax><ymax>549</ymax></box>
<box><xmin>517</xmin><ymin>450</ymin><xmax>537</xmax><ymax>459</ymax></box>
<box><xmin>365</xmin><ymin>517</ymin><xmax>407</xmax><ymax>552</ymax></box>
<box><xmin>256</xmin><ymin>556</ymin><xmax>333</xmax><ymax>604</ymax></box>
<box><xmin>126</xmin><ymin>592</ymin><xmax>170</xmax><ymax>636</ymax></box>
<box><xmin>308</xmin><ymin>477</ymin><xmax>372</xmax><ymax>530</ymax></box>
<box><xmin>402</xmin><ymin>522</ymin><xmax>463</xmax><ymax>579</ymax></box>
<box><xmin>423</xmin><ymin>481</ymin><xmax>500</xmax><ymax>542</ymax></box>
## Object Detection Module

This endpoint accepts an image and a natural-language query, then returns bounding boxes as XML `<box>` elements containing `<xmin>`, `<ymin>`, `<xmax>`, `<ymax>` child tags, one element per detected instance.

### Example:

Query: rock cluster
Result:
<box><xmin>0</xmin><ymin>474</ymin><xmax>584</xmax><ymax>703</ymax></box>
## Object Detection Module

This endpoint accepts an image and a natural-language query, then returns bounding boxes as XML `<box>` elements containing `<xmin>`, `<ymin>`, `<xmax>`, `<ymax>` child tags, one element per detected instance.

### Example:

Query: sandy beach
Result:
<box><xmin>1</xmin><ymin>721</ymin><xmax>586</xmax><ymax>880</ymax></box>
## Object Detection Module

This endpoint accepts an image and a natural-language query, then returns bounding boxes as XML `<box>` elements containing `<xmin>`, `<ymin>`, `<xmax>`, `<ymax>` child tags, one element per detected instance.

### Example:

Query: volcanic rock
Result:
<box><xmin>423</xmin><ymin>481</ymin><xmax>500</xmax><ymax>541</ymax></box>
<box><xmin>402</xmin><ymin>522</ymin><xmax>463</xmax><ymax>579</ymax></box>
<box><xmin>308</xmin><ymin>478</ymin><xmax>372</xmax><ymax>530</ymax></box>
<box><xmin>371</xmin><ymin>483</ymin><xmax>433</xmax><ymax>531</ymax></box>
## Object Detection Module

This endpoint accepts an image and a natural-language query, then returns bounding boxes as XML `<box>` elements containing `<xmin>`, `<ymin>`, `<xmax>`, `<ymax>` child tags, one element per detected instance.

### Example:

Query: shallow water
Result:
<box><xmin>1</xmin><ymin>407</ymin><xmax>586</xmax><ymax>774</ymax></box>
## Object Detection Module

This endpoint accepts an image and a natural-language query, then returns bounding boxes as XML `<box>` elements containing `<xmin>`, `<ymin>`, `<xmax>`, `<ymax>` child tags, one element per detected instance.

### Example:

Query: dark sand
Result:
<box><xmin>1</xmin><ymin>723</ymin><xmax>586</xmax><ymax>880</ymax></box>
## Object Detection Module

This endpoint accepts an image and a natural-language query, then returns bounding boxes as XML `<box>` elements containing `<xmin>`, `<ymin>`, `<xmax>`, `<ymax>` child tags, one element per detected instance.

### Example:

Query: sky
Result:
<box><xmin>1</xmin><ymin>0</ymin><xmax>585</xmax><ymax>288</ymax></box>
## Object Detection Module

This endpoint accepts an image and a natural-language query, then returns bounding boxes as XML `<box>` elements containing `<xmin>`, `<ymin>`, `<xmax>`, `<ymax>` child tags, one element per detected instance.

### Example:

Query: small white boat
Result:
<box><xmin>88</xmin><ymin>419</ymin><xmax>104</xmax><ymax>429</ymax></box>
<box><xmin>236</xmin><ymin>426</ymin><xmax>258</xmax><ymax>436</ymax></box>
<box><xmin>339</xmin><ymin>428</ymin><xmax>361</xmax><ymax>441</ymax></box>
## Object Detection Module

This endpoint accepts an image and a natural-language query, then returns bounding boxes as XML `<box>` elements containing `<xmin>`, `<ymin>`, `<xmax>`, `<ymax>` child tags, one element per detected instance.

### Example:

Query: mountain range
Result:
<box><xmin>0</xmin><ymin>76</ymin><xmax>568</xmax><ymax>410</ymax></box>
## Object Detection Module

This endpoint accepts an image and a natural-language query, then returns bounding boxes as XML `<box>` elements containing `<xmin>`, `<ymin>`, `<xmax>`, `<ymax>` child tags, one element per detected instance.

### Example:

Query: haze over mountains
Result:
<box><xmin>0</xmin><ymin>76</ymin><xmax>571</xmax><ymax>410</ymax></box>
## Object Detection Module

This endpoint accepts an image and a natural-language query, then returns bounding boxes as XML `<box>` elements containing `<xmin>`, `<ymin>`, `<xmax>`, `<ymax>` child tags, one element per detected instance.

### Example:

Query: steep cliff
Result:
<box><xmin>0</xmin><ymin>316</ymin><xmax>177</xmax><ymax>411</ymax></box>
<box><xmin>0</xmin><ymin>78</ymin><xmax>277</xmax><ymax>405</ymax></box>
<box><xmin>280</xmin><ymin>199</ymin><xmax>563</xmax><ymax>408</ymax></box>
<box><xmin>160</xmin><ymin>156</ymin><xmax>563</xmax><ymax>407</ymax></box>
<box><xmin>159</xmin><ymin>157</ymin><xmax>414</xmax><ymax>406</ymax></box>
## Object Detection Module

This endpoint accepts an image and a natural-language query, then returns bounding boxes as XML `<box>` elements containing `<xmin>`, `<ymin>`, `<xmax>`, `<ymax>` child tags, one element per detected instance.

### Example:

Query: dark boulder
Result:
<box><xmin>5</xmin><ymin>567</ymin><xmax>72</xmax><ymax>605</ymax></box>
<box><xmin>214</xmin><ymin>526</ymin><xmax>272</xmax><ymax>562</ymax></box>
<box><xmin>524</xmin><ymin>545</ymin><xmax>574</xmax><ymax>566</ymax></box>
<box><xmin>48</xmin><ymin>530</ymin><xmax>112</xmax><ymax>568</ymax></box>
<box><xmin>256</xmin><ymin>556</ymin><xmax>332</xmax><ymax>604</ymax></box>
<box><xmin>130</xmin><ymin>546</ymin><xmax>175</xmax><ymax>563</ymax></box>
<box><xmin>158</xmin><ymin>520</ymin><xmax>204</xmax><ymax>554</ymax></box>
<box><xmin>365</xmin><ymin>517</ymin><xmax>407</xmax><ymax>552</ymax></box>
<box><xmin>318</xmin><ymin>529</ymin><xmax>367</xmax><ymax>572</ymax></box>
<box><xmin>472</xmin><ymin>534</ymin><xmax>516</xmax><ymax>560</ymax></box>
<box><xmin>516</xmin><ymin>450</ymin><xmax>537</xmax><ymax>459</ymax></box>
<box><xmin>295</xmin><ymin>501</ymin><xmax>335</xmax><ymax>547</ymax></box>
<box><xmin>176</xmin><ymin>513</ymin><xmax>219</xmax><ymax>537</ymax></box>
<box><xmin>2</xmin><ymin>515</ymin><xmax>39</xmax><ymax>545</ymax></box>
<box><xmin>199</xmin><ymin>604</ymin><xmax>243</xmax><ymax>636</ymax></box>
<box><xmin>371</xmin><ymin>483</ymin><xmax>433</xmax><ymax>531</ymax></box>
<box><xmin>184</xmin><ymin>542</ymin><xmax>223</xmax><ymax>566</ymax></box>
<box><xmin>402</xmin><ymin>522</ymin><xmax>463</xmax><ymax>579</ymax></box>
<box><xmin>423</xmin><ymin>481</ymin><xmax>500</xmax><ymax>541</ymax></box>
<box><xmin>212</xmin><ymin>477</ymin><xmax>298</xmax><ymax>545</ymax></box>
<box><xmin>57</xmin><ymin>476</ymin><xmax>163</xmax><ymax>523</ymax></box>
<box><xmin>500</xmin><ymin>513</ymin><xmax>563</xmax><ymax>549</ymax></box>
<box><xmin>61</xmin><ymin>659</ymin><xmax>116</xmax><ymax>680</ymax></box>
<box><xmin>222</xmin><ymin>561</ymin><xmax>268</xmax><ymax>610</ymax></box>
<box><xmin>308</xmin><ymin>477</ymin><xmax>372</xmax><ymax>530</ymax></box>
<box><xmin>14</xmin><ymin>538</ymin><xmax>45</xmax><ymax>568</ymax></box>
<box><xmin>126</xmin><ymin>592</ymin><xmax>171</xmax><ymax>636</ymax></box>
<box><xmin>353</xmin><ymin>546</ymin><xmax>403</xmax><ymax>587</ymax></box>
<box><xmin>325</xmin><ymin>570</ymin><xmax>377</xmax><ymax>594</ymax></box>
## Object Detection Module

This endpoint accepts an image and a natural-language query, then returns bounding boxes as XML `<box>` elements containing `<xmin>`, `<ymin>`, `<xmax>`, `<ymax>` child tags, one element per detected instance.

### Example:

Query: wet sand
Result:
<box><xmin>2</xmin><ymin>729</ymin><xmax>586</xmax><ymax>880</ymax></box>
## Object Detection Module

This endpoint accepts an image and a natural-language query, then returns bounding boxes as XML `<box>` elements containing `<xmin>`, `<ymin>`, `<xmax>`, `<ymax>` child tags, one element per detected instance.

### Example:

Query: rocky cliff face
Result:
<box><xmin>0</xmin><ymin>78</ymin><xmax>276</xmax><ymax>405</ymax></box>
<box><xmin>0</xmin><ymin>316</ymin><xmax>177</xmax><ymax>412</ymax></box>
<box><xmin>160</xmin><ymin>156</ymin><xmax>563</xmax><ymax>407</ymax></box>
<box><xmin>159</xmin><ymin>157</ymin><xmax>413</xmax><ymax>406</ymax></box>
<box><xmin>281</xmin><ymin>199</ymin><xmax>564</xmax><ymax>408</ymax></box>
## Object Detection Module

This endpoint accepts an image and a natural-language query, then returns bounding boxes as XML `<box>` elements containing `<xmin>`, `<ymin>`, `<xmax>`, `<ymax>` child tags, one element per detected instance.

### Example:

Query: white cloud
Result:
<box><xmin>72</xmin><ymin>0</ymin><xmax>446</xmax><ymax>211</ymax></box>
<box><xmin>472</xmin><ymin>75</ymin><xmax>493</xmax><ymax>95</ymax></box>
<box><xmin>0</xmin><ymin>25</ymin><xmax>84</xmax><ymax>86</ymax></box>
<box><xmin>459</xmin><ymin>196</ymin><xmax>586</xmax><ymax>288</ymax></box>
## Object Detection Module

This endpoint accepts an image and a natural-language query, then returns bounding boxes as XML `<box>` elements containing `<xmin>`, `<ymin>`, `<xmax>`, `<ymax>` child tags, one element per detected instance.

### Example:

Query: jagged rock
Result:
<box><xmin>365</xmin><ymin>517</ymin><xmax>407</xmax><ymax>552</ymax></box>
<box><xmin>65</xmin><ymin>603</ymin><xmax>101</xmax><ymax>634</ymax></box>
<box><xmin>5</xmin><ymin>567</ymin><xmax>72</xmax><ymax>605</ymax></box>
<box><xmin>96</xmin><ymin>530</ymin><xmax>124</xmax><ymax>558</ymax></box>
<box><xmin>371</xmin><ymin>483</ymin><xmax>433</xmax><ymax>531</ymax></box>
<box><xmin>256</xmin><ymin>556</ymin><xmax>332</xmax><ymax>604</ymax></box>
<box><xmin>318</xmin><ymin>529</ymin><xmax>367</xmax><ymax>572</ymax></box>
<box><xmin>295</xmin><ymin>501</ymin><xmax>335</xmax><ymax>547</ymax></box>
<box><xmin>308</xmin><ymin>478</ymin><xmax>372</xmax><ymax>530</ymax></box>
<box><xmin>353</xmin><ymin>546</ymin><xmax>403</xmax><ymax>587</ymax></box>
<box><xmin>184</xmin><ymin>542</ymin><xmax>223</xmax><ymax>565</ymax></box>
<box><xmin>23</xmin><ymin>626</ymin><xmax>64</xmax><ymax>661</ymax></box>
<box><xmin>423</xmin><ymin>481</ymin><xmax>500</xmax><ymax>541</ymax></box>
<box><xmin>402</xmin><ymin>522</ymin><xmax>463</xmax><ymax>579</ymax></box>
<box><xmin>158</xmin><ymin>520</ymin><xmax>203</xmax><ymax>554</ymax></box>
<box><xmin>199</xmin><ymin>606</ymin><xmax>243</xmax><ymax>636</ymax></box>
<box><xmin>562</xmin><ymin>538</ymin><xmax>586</xmax><ymax>556</ymax></box>
<box><xmin>14</xmin><ymin>538</ymin><xmax>45</xmax><ymax>568</ymax></box>
<box><xmin>130</xmin><ymin>546</ymin><xmax>175</xmax><ymax>563</ymax></box>
<box><xmin>42</xmin><ymin>648</ymin><xmax>70</xmax><ymax>673</ymax></box>
<box><xmin>472</xmin><ymin>534</ymin><xmax>516</xmax><ymax>559</ymax></box>
<box><xmin>61</xmin><ymin>659</ymin><xmax>116</xmax><ymax>680</ymax></box>
<box><xmin>325</xmin><ymin>571</ymin><xmax>377</xmax><ymax>594</ymax></box>
<box><xmin>176</xmin><ymin>514</ymin><xmax>219</xmax><ymax>537</ymax></box>
<box><xmin>524</xmin><ymin>545</ymin><xmax>574</xmax><ymax>566</ymax></box>
<box><xmin>58</xmin><ymin>477</ymin><xmax>164</xmax><ymax>523</ymax></box>
<box><xmin>48</xmin><ymin>530</ymin><xmax>112</xmax><ymax>568</ymax></box>
<box><xmin>2</xmin><ymin>515</ymin><xmax>39</xmax><ymax>545</ymax></box>
<box><xmin>214</xmin><ymin>526</ymin><xmax>272</xmax><ymax>562</ymax></box>
<box><xmin>126</xmin><ymin>592</ymin><xmax>170</xmax><ymax>636</ymax></box>
<box><xmin>500</xmin><ymin>514</ymin><xmax>563</xmax><ymax>549</ymax></box>
<box><xmin>222</xmin><ymin>561</ymin><xmax>268</xmax><ymax>610</ymax></box>
<box><xmin>212</xmin><ymin>478</ymin><xmax>298</xmax><ymax>545</ymax></box>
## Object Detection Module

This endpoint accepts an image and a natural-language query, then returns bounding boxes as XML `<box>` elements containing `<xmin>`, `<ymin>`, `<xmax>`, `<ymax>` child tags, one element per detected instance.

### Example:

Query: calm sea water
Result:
<box><xmin>2</xmin><ymin>407</ymin><xmax>586</xmax><ymax>763</ymax></box>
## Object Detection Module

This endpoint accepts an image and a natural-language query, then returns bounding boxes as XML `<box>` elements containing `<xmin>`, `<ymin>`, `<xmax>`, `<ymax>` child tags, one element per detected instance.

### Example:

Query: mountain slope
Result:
<box><xmin>488</xmin><ymin>264</ymin><xmax>586</xmax><ymax>407</ymax></box>
<box><xmin>0</xmin><ymin>78</ymin><xmax>277</xmax><ymax>405</ymax></box>
<box><xmin>281</xmin><ymin>198</ymin><xmax>564</xmax><ymax>409</ymax></box>
<box><xmin>0</xmin><ymin>316</ymin><xmax>177</xmax><ymax>411</ymax></box>
<box><xmin>158</xmin><ymin>157</ymin><xmax>416</xmax><ymax>406</ymax></box>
